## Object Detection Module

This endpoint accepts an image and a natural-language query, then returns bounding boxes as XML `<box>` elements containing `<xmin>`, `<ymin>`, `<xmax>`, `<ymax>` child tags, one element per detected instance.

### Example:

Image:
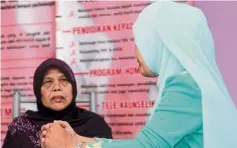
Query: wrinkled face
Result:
<box><xmin>41</xmin><ymin>67</ymin><xmax>73</xmax><ymax>111</ymax></box>
<box><xmin>136</xmin><ymin>48</ymin><xmax>157</xmax><ymax>77</ymax></box>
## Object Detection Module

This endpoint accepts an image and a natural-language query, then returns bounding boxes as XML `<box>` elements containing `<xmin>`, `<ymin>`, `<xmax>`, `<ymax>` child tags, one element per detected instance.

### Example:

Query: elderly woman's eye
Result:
<box><xmin>43</xmin><ymin>80</ymin><xmax>52</xmax><ymax>84</ymax></box>
<box><xmin>60</xmin><ymin>78</ymin><xmax>69</xmax><ymax>83</ymax></box>
<box><xmin>61</xmin><ymin>78</ymin><xmax>68</xmax><ymax>81</ymax></box>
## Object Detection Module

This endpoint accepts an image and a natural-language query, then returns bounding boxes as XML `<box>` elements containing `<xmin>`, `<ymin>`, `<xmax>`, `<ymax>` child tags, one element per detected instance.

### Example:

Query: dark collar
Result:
<box><xmin>25</xmin><ymin>108</ymin><xmax>92</xmax><ymax>127</ymax></box>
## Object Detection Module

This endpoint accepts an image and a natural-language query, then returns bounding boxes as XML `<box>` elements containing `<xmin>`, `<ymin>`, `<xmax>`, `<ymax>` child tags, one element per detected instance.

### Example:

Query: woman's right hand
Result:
<box><xmin>54</xmin><ymin>120</ymin><xmax>96</xmax><ymax>147</ymax></box>
<box><xmin>53</xmin><ymin>120</ymin><xmax>76</xmax><ymax>137</ymax></box>
<box><xmin>40</xmin><ymin>122</ymin><xmax>74</xmax><ymax>148</ymax></box>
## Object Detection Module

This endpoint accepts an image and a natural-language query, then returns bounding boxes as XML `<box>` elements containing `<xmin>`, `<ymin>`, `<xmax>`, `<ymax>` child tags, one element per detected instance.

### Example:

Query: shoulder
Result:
<box><xmin>79</xmin><ymin>108</ymin><xmax>111</xmax><ymax>130</ymax></box>
<box><xmin>8</xmin><ymin>115</ymin><xmax>39</xmax><ymax>136</ymax></box>
<box><xmin>77</xmin><ymin>108</ymin><xmax>112</xmax><ymax>138</ymax></box>
<box><xmin>5</xmin><ymin>115</ymin><xmax>41</xmax><ymax>147</ymax></box>
<box><xmin>8</xmin><ymin>116</ymin><xmax>26</xmax><ymax>135</ymax></box>
<box><xmin>80</xmin><ymin>108</ymin><xmax>108</xmax><ymax>125</ymax></box>
<box><xmin>163</xmin><ymin>71</ymin><xmax>201</xmax><ymax>98</ymax></box>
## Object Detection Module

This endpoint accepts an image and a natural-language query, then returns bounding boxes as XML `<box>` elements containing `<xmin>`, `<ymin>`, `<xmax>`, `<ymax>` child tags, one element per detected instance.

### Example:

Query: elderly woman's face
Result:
<box><xmin>41</xmin><ymin>67</ymin><xmax>73</xmax><ymax>111</ymax></box>
<box><xmin>136</xmin><ymin>48</ymin><xmax>157</xmax><ymax>77</ymax></box>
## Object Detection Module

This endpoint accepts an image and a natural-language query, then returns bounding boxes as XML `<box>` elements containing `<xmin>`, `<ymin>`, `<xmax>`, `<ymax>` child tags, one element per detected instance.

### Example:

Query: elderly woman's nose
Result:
<box><xmin>52</xmin><ymin>80</ymin><xmax>61</xmax><ymax>91</ymax></box>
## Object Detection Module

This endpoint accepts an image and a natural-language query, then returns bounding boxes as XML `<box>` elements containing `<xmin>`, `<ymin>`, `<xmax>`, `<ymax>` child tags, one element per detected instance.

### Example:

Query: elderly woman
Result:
<box><xmin>2</xmin><ymin>58</ymin><xmax>112</xmax><ymax>148</ymax></box>
<box><xmin>40</xmin><ymin>1</ymin><xmax>237</xmax><ymax>148</ymax></box>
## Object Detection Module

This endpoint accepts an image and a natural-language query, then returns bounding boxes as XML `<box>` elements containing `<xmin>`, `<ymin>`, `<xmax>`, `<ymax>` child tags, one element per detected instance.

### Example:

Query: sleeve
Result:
<box><xmin>2</xmin><ymin>131</ymin><xmax>33</xmax><ymax>148</ymax></box>
<box><xmin>2</xmin><ymin>116</ymin><xmax>35</xmax><ymax>148</ymax></box>
<box><xmin>86</xmin><ymin>75</ymin><xmax>202</xmax><ymax>148</ymax></box>
<box><xmin>2</xmin><ymin>131</ymin><xmax>22</xmax><ymax>148</ymax></box>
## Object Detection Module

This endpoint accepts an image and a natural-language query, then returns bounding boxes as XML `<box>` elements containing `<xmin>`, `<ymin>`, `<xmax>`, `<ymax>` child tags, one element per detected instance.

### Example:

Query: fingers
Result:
<box><xmin>40</xmin><ymin>123</ymin><xmax>53</xmax><ymax>148</ymax></box>
<box><xmin>41</xmin><ymin>123</ymin><xmax>53</xmax><ymax>131</ymax></box>
<box><xmin>41</xmin><ymin>125</ymin><xmax>47</xmax><ymax>131</ymax></box>
<box><xmin>41</xmin><ymin>130</ymin><xmax>47</xmax><ymax>138</ymax></box>
<box><xmin>54</xmin><ymin>120</ymin><xmax>74</xmax><ymax>134</ymax></box>
<box><xmin>41</xmin><ymin>137</ymin><xmax>49</xmax><ymax>148</ymax></box>
<box><xmin>40</xmin><ymin>130</ymin><xmax>47</xmax><ymax>148</ymax></box>
<box><xmin>54</xmin><ymin>120</ymin><xmax>70</xmax><ymax>128</ymax></box>
<box><xmin>40</xmin><ymin>124</ymin><xmax>48</xmax><ymax>144</ymax></box>
<box><xmin>40</xmin><ymin>121</ymin><xmax>73</xmax><ymax>148</ymax></box>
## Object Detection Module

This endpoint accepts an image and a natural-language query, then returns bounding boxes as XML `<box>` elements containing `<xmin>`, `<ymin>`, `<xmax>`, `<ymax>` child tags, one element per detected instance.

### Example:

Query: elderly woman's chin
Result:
<box><xmin>47</xmin><ymin>102</ymin><xmax>70</xmax><ymax>111</ymax></box>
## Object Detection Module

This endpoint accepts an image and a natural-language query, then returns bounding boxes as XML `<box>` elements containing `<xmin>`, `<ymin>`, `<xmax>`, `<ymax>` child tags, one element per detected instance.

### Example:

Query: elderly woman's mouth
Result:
<box><xmin>52</xmin><ymin>96</ymin><xmax>65</xmax><ymax>102</ymax></box>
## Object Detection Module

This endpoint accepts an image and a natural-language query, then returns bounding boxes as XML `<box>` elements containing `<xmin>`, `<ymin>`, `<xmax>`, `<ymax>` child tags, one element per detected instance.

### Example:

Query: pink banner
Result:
<box><xmin>1</xmin><ymin>1</ymin><xmax>55</xmax><ymax>142</ymax></box>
